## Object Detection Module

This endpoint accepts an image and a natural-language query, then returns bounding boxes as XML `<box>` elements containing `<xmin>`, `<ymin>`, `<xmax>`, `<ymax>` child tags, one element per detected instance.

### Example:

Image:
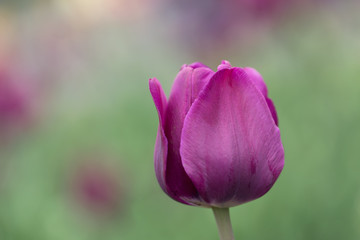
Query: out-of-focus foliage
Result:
<box><xmin>0</xmin><ymin>1</ymin><xmax>359</xmax><ymax>240</ymax></box>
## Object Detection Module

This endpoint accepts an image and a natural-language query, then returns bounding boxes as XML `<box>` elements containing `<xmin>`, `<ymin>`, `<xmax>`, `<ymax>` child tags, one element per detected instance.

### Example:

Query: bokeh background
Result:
<box><xmin>1</xmin><ymin>0</ymin><xmax>360</xmax><ymax>239</ymax></box>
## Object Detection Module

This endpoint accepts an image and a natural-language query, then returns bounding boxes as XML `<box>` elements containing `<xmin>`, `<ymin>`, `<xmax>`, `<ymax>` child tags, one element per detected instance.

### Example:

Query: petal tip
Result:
<box><xmin>217</xmin><ymin>60</ymin><xmax>232</xmax><ymax>71</ymax></box>
<box><xmin>188</xmin><ymin>62</ymin><xmax>209</xmax><ymax>69</ymax></box>
<box><xmin>181</xmin><ymin>62</ymin><xmax>209</xmax><ymax>71</ymax></box>
<box><xmin>149</xmin><ymin>77</ymin><xmax>158</xmax><ymax>86</ymax></box>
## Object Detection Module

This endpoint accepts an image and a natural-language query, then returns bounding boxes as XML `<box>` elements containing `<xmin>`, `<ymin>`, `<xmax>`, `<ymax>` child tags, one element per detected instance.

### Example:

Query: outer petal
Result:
<box><xmin>163</xmin><ymin>65</ymin><xmax>213</xmax><ymax>204</ymax></box>
<box><xmin>244</xmin><ymin>67</ymin><xmax>279</xmax><ymax>125</ymax></box>
<box><xmin>243</xmin><ymin>67</ymin><xmax>268</xmax><ymax>96</ymax></box>
<box><xmin>191</xmin><ymin>67</ymin><xmax>214</xmax><ymax>103</ymax></box>
<box><xmin>149</xmin><ymin>78</ymin><xmax>168</xmax><ymax>193</ymax></box>
<box><xmin>180</xmin><ymin>68</ymin><xmax>284</xmax><ymax>207</ymax></box>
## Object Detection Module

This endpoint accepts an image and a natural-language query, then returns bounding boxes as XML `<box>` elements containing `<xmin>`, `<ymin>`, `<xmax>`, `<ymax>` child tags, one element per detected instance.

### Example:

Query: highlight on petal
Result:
<box><xmin>180</xmin><ymin>68</ymin><xmax>284</xmax><ymax>207</ymax></box>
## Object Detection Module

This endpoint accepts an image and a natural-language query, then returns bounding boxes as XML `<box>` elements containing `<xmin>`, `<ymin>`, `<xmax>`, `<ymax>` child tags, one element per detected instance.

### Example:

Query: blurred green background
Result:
<box><xmin>0</xmin><ymin>1</ymin><xmax>359</xmax><ymax>239</ymax></box>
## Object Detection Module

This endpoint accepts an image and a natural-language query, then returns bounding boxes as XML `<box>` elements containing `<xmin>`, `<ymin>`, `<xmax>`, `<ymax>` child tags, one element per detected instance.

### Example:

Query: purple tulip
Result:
<box><xmin>149</xmin><ymin>60</ymin><xmax>284</xmax><ymax>208</ymax></box>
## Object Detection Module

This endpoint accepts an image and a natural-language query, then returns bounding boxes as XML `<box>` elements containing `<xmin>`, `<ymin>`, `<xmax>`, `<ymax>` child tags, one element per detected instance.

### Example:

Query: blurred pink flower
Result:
<box><xmin>69</xmin><ymin>154</ymin><xmax>127</xmax><ymax>219</ymax></box>
<box><xmin>0</xmin><ymin>69</ymin><xmax>32</xmax><ymax>145</ymax></box>
<box><xmin>0</xmin><ymin>74</ymin><xmax>27</xmax><ymax>121</ymax></box>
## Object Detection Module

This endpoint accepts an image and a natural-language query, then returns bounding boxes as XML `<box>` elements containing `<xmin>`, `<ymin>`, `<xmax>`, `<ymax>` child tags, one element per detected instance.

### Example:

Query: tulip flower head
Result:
<box><xmin>149</xmin><ymin>60</ymin><xmax>284</xmax><ymax>208</ymax></box>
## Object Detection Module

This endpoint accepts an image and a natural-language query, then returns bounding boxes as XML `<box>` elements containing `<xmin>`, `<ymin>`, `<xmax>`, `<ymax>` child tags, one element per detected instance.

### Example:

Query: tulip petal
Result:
<box><xmin>163</xmin><ymin>66</ymin><xmax>213</xmax><ymax>204</ymax></box>
<box><xmin>191</xmin><ymin>67</ymin><xmax>214</xmax><ymax>103</ymax></box>
<box><xmin>149</xmin><ymin>78</ymin><xmax>168</xmax><ymax>193</ymax></box>
<box><xmin>244</xmin><ymin>67</ymin><xmax>268</xmax><ymax>96</ymax></box>
<box><xmin>180</xmin><ymin>68</ymin><xmax>284</xmax><ymax>207</ymax></box>
<box><xmin>244</xmin><ymin>67</ymin><xmax>279</xmax><ymax>125</ymax></box>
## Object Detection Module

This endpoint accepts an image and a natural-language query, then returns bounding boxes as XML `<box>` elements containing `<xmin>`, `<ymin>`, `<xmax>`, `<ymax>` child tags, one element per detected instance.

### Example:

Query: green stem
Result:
<box><xmin>212</xmin><ymin>207</ymin><xmax>235</xmax><ymax>240</ymax></box>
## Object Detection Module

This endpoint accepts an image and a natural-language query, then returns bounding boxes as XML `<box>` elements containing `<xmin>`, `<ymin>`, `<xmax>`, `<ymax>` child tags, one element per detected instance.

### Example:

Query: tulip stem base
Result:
<box><xmin>212</xmin><ymin>207</ymin><xmax>235</xmax><ymax>240</ymax></box>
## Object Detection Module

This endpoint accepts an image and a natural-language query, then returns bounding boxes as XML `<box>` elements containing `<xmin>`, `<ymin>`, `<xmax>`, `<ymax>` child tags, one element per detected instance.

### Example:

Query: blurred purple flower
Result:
<box><xmin>69</xmin><ymin>155</ymin><xmax>126</xmax><ymax>219</ymax></box>
<box><xmin>149</xmin><ymin>60</ymin><xmax>284</xmax><ymax>207</ymax></box>
<box><xmin>0</xmin><ymin>69</ymin><xmax>32</xmax><ymax>144</ymax></box>
<box><xmin>0</xmin><ymin>76</ymin><xmax>27</xmax><ymax>121</ymax></box>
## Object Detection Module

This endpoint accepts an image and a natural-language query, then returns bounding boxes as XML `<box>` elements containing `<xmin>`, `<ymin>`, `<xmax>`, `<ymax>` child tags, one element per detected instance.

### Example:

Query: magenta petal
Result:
<box><xmin>163</xmin><ymin>66</ymin><xmax>213</xmax><ymax>204</ymax></box>
<box><xmin>244</xmin><ymin>67</ymin><xmax>279</xmax><ymax>126</ymax></box>
<box><xmin>149</xmin><ymin>78</ymin><xmax>168</xmax><ymax>193</ymax></box>
<box><xmin>191</xmin><ymin>67</ymin><xmax>214</xmax><ymax>103</ymax></box>
<box><xmin>149</xmin><ymin>78</ymin><xmax>167</xmax><ymax>126</ymax></box>
<box><xmin>244</xmin><ymin>67</ymin><xmax>268</xmax><ymax>96</ymax></box>
<box><xmin>180</xmin><ymin>68</ymin><xmax>284</xmax><ymax>207</ymax></box>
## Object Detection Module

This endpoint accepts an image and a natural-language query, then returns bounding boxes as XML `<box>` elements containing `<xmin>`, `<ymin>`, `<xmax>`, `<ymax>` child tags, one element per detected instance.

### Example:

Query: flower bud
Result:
<box><xmin>149</xmin><ymin>60</ymin><xmax>284</xmax><ymax>207</ymax></box>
